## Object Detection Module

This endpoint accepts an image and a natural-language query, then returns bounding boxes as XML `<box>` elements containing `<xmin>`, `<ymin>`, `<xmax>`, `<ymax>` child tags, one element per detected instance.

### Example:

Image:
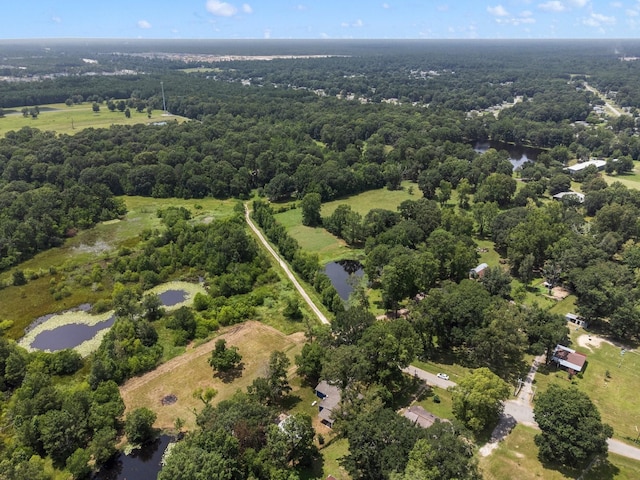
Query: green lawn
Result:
<box><xmin>321</xmin><ymin>181</ymin><xmax>422</xmax><ymax>218</ymax></box>
<box><xmin>0</xmin><ymin>102</ymin><xmax>188</xmax><ymax>137</ymax></box>
<box><xmin>532</xmin><ymin>329</ymin><xmax>640</xmax><ymax>445</ymax></box>
<box><xmin>480</xmin><ymin>424</ymin><xmax>640</xmax><ymax>480</ymax></box>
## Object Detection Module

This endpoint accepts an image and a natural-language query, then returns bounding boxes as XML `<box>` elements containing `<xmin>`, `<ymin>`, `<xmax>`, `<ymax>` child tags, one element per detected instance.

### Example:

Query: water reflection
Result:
<box><xmin>30</xmin><ymin>316</ymin><xmax>115</xmax><ymax>350</ymax></box>
<box><xmin>324</xmin><ymin>260</ymin><xmax>364</xmax><ymax>301</ymax></box>
<box><xmin>93</xmin><ymin>435</ymin><xmax>173</xmax><ymax>480</ymax></box>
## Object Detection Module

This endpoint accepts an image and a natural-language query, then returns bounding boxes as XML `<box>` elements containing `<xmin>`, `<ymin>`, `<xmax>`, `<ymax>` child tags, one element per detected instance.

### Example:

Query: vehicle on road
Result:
<box><xmin>437</xmin><ymin>373</ymin><xmax>449</xmax><ymax>380</ymax></box>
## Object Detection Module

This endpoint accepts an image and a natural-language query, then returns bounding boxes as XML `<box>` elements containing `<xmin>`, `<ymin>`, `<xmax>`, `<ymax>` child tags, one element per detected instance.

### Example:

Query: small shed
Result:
<box><xmin>403</xmin><ymin>405</ymin><xmax>440</xmax><ymax>429</ymax></box>
<box><xmin>469</xmin><ymin>263</ymin><xmax>489</xmax><ymax>279</ymax></box>
<box><xmin>566</xmin><ymin>313</ymin><xmax>588</xmax><ymax>328</ymax></box>
<box><xmin>552</xmin><ymin>344</ymin><xmax>587</xmax><ymax>374</ymax></box>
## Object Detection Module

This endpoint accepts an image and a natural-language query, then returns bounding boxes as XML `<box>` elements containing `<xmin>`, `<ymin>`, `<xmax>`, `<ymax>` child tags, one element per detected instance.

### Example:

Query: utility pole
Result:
<box><xmin>160</xmin><ymin>81</ymin><xmax>167</xmax><ymax>114</ymax></box>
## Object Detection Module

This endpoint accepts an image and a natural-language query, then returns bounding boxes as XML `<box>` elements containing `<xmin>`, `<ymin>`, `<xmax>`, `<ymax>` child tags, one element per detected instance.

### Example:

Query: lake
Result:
<box><xmin>324</xmin><ymin>260</ymin><xmax>364</xmax><ymax>301</ymax></box>
<box><xmin>473</xmin><ymin>140</ymin><xmax>542</xmax><ymax>170</ymax></box>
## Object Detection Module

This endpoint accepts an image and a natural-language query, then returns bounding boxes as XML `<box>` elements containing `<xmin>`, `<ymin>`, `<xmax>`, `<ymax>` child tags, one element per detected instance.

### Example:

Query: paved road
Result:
<box><xmin>407</xmin><ymin>358</ymin><xmax>640</xmax><ymax>461</ymax></box>
<box><xmin>244</xmin><ymin>204</ymin><xmax>330</xmax><ymax>326</ymax></box>
<box><xmin>402</xmin><ymin>365</ymin><xmax>456</xmax><ymax>389</ymax></box>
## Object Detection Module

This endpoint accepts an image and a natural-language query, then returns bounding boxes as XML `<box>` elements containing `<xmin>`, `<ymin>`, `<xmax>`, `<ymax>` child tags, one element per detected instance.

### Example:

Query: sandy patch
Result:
<box><xmin>577</xmin><ymin>334</ymin><xmax>613</xmax><ymax>350</ymax></box>
<box><xmin>72</xmin><ymin>240</ymin><xmax>112</xmax><ymax>254</ymax></box>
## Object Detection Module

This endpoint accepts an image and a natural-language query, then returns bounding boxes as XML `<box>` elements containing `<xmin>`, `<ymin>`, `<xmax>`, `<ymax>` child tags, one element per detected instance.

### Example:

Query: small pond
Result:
<box><xmin>159</xmin><ymin>289</ymin><xmax>188</xmax><ymax>307</ymax></box>
<box><xmin>30</xmin><ymin>316</ymin><xmax>115</xmax><ymax>351</ymax></box>
<box><xmin>93</xmin><ymin>435</ymin><xmax>173</xmax><ymax>480</ymax></box>
<box><xmin>473</xmin><ymin>140</ymin><xmax>542</xmax><ymax>170</ymax></box>
<box><xmin>324</xmin><ymin>260</ymin><xmax>364</xmax><ymax>301</ymax></box>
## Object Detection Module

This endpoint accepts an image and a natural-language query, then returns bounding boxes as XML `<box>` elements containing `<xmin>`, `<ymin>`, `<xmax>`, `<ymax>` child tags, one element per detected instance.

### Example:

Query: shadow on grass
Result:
<box><xmin>214</xmin><ymin>363</ymin><xmax>245</xmax><ymax>383</ymax></box>
<box><xmin>279</xmin><ymin>393</ymin><xmax>303</xmax><ymax>410</ymax></box>
<box><xmin>299</xmin><ymin>451</ymin><xmax>326</xmax><ymax>480</ymax></box>
<box><xmin>539</xmin><ymin>455</ymin><xmax>619</xmax><ymax>480</ymax></box>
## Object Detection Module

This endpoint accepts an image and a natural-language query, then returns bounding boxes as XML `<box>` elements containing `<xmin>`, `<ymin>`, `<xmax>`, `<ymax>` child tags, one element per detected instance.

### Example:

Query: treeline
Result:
<box><xmin>251</xmin><ymin>199</ymin><xmax>344</xmax><ymax>314</ymax></box>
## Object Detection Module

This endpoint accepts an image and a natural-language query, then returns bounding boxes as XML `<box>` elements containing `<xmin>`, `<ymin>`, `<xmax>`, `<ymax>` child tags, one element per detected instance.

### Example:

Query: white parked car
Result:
<box><xmin>436</xmin><ymin>373</ymin><xmax>449</xmax><ymax>380</ymax></box>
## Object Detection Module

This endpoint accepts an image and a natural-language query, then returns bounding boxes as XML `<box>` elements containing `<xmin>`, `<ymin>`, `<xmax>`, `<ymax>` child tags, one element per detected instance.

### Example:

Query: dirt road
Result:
<box><xmin>244</xmin><ymin>204</ymin><xmax>330</xmax><ymax>325</ymax></box>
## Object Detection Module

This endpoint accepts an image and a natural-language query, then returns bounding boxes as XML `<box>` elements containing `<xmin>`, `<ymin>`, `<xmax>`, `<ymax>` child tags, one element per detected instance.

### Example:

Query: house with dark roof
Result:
<box><xmin>402</xmin><ymin>405</ymin><xmax>441</xmax><ymax>429</ymax></box>
<box><xmin>551</xmin><ymin>344</ymin><xmax>587</xmax><ymax>374</ymax></box>
<box><xmin>315</xmin><ymin>381</ymin><xmax>341</xmax><ymax>428</ymax></box>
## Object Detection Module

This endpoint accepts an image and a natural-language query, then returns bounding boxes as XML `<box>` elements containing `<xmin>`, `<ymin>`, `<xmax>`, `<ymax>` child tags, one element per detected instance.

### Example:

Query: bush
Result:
<box><xmin>125</xmin><ymin>408</ymin><xmax>157</xmax><ymax>445</ymax></box>
<box><xmin>433</xmin><ymin>395</ymin><xmax>441</xmax><ymax>404</ymax></box>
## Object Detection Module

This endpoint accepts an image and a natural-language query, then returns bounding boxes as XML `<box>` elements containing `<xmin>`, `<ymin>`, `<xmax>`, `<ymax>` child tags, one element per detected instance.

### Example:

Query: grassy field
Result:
<box><xmin>321</xmin><ymin>181</ymin><xmax>422</xmax><ymax>217</ymax></box>
<box><xmin>119</xmin><ymin>321</ymin><xmax>306</xmax><ymax>431</ymax></box>
<box><xmin>0</xmin><ymin>102</ymin><xmax>188</xmax><ymax>137</ymax></box>
<box><xmin>273</xmin><ymin>182</ymin><xmax>421</xmax><ymax>264</ymax></box>
<box><xmin>480</xmin><ymin>424</ymin><xmax>640</xmax><ymax>480</ymax></box>
<box><xmin>0</xmin><ymin>196</ymin><xmax>238</xmax><ymax>339</ymax></box>
<box><xmin>532</xmin><ymin>328</ymin><xmax>640</xmax><ymax>445</ymax></box>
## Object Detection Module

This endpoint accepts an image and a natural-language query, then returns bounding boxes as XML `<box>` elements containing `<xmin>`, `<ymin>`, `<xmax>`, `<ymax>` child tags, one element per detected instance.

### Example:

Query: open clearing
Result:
<box><xmin>479</xmin><ymin>424</ymin><xmax>640</xmax><ymax>480</ymax></box>
<box><xmin>120</xmin><ymin>321</ymin><xmax>305</xmax><ymax>431</ymax></box>
<box><xmin>0</xmin><ymin>101</ymin><xmax>188</xmax><ymax>137</ymax></box>
<box><xmin>533</xmin><ymin>328</ymin><xmax>640</xmax><ymax>445</ymax></box>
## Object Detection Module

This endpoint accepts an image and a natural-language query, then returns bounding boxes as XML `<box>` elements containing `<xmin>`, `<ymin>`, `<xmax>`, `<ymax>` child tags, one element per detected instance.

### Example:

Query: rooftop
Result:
<box><xmin>552</xmin><ymin>344</ymin><xmax>587</xmax><ymax>372</ymax></box>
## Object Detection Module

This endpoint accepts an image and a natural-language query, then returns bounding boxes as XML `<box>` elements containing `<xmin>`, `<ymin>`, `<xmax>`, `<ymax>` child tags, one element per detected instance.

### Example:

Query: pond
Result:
<box><xmin>324</xmin><ymin>260</ymin><xmax>364</xmax><ymax>301</ymax></box>
<box><xmin>20</xmin><ymin>282</ymin><xmax>206</xmax><ymax>355</ymax></box>
<box><xmin>473</xmin><ymin>140</ymin><xmax>542</xmax><ymax>170</ymax></box>
<box><xmin>159</xmin><ymin>289</ymin><xmax>188</xmax><ymax>307</ymax></box>
<box><xmin>93</xmin><ymin>435</ymin><xmax>173</xmax><ymax>480</ymax></box>
<box><xmin>30</xmin><ymin>315</ymin><xmax>115</xmax><ymax>351</ymax></box>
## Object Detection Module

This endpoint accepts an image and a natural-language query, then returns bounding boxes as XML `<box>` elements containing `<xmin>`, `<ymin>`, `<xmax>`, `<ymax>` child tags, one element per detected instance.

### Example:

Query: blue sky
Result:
<box><xmin>1</xmin><ymin>0</ymin><xmax>639</xmax><ymax>39</ymax></box>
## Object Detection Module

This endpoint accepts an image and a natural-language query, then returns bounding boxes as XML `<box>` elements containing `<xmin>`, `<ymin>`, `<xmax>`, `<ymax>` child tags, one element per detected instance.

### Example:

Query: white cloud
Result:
<box><xmin>382</xmin><ymin>2</ymin><xmax>390</xmax><ymax>8</ymax></box>
<box><xmin>610</xmin><ymin>1</ymin><xmax>622</xmax><ymax>7</ymax></box>
<box><xmin>206</xmin><ymin>0</ymin><xmax>238</xmax><ymax>17</ymax></box>
<box><xmin>568</xmin><ymin>0</ymin><xmax>588</xmax><ymax>6</ymax></box>
<box><xmin>242</xmin><ymin>3</ymin><xmax>253</xmax><ymax>13</ymax></box>
<box><xmin>627</xmin><ymin>8</ymin><xmax>639</xmax><ymax>16</ymax></box>
<box><xmin>295</xmin><ymin>4</ymin><xmax>307</xmax><ymax>10</ymax></box>
<box><xmin>320</xmin><ymin>32</ymin><xmax>330</xmax><ymax>38</ymax></box>
<box><xmin>488</xmin><ymin>5</ymin><xmax>509</xmax><ymax>16</ymax></box>
<box><xmin>538</xmin><ymin>1</ymin><xmax>566</xmax><ymax>12</ymax></box>
<box><xmin>264</xmin><ymin>28</ymin><xmax>271</xmax><ymax>39</ymax></box>
<box><xmin>437</xmin><ymin>4</ymin><xmax>449</xmax><ymax>12</ymax></box>
<box><xmin>342</xmin><ymin>19</ymin><xmax>364</xmax><ymax>27</ymax></box>
<box><xmin>51</xmin><ymin>16</ymin><xmax>62</xmax><ymax>23</ymax></box>
<box><xmin>137</xmin><ymin>20</ymin><xmax>152</xmax><ymax>29</ymax></box>
<box><xmin>583</xmin><ymin>12</ymin><xmax>616</xmax><ymax>27</ymax></box>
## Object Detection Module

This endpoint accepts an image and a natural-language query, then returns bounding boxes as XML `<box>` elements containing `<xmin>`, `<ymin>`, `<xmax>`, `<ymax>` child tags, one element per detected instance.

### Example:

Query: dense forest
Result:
<box><xmin>1</xmin><ymin>40</ymin><xmax>640</xmax><ymax>479</ymax></box>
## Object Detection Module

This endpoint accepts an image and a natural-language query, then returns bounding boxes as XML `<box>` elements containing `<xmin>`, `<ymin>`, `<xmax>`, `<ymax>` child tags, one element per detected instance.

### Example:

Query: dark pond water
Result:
<box><xmin>30</xmin><ymin>316</ymin><xmax>116</xmax><ymax>351</ymax></box>
<box><xmin>159</xmin><ymin>289</ymin><xmax>188</xmax><ymax>306</ymax></box>
<box><xmin>473</xmin><ymin>140</ymin><xmax>542</xmax><ymax>170</ymax></box>
<box><xmin>93</xmin><ymin>435</ymin><xmax>173</xmax><ymax>480</ymax></box>
<box><xmin>26</xmin><ymin>303</ymin><xmax>92</xmax><ymax>333</ymax></box>
<box><xmin>325</xmin><ymin>260</ymin><xmax>364</xmax><ymax>301</ymax></box>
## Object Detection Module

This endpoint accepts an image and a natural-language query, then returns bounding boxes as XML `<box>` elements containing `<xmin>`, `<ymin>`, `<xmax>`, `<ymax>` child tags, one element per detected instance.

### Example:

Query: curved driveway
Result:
<box><xmin>244</xmin><ymin>204</ymin><xmax>330</xmax><ymax>325</ymax></box>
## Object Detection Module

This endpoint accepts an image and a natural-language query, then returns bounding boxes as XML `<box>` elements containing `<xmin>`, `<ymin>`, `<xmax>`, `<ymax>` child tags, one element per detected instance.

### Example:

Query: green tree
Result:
<box><xmin>300</xmin><ymin>192</ymin><xmax>322</xmax><ymax>227</ymax></box>
<box><xmin>451</xmin><ymin>367</ymin><xmax>510</xmax><ymax>432</ymax></box>
<box><xmin>266</xmin><ymin>414</ymin><xmax>317</xmax><ymax>468</ymax></box>
<box><xmin>209</xmin><ymin>339</ymin><xmax>242</xmax><ymax>373</ymax></box>
<box><xmin>249</xmin><ymin>351</ymin><xmax>291</xmax><ymax>405</ymax></box>
<box><xmin>534</xmin><ymin>384</ymin><xmax>612</xmax><ymax>468</ymax></box>
<box><xmin>124</xmin><ymin>407</ymin><xmax>157</xmax><ymax>444</ymax></box>
<box><xmin>436</xmin><ymin>180</ymin><xmax>452</xmax><ymax>207</ymax></box>
<box><xmin>391</xmin><ymin>421</ymin><xmax>481</xmax><ymax>480</ymax></box>
<box><xmin>295</xmin><ymin>341</ymin><xmax>327</xmax><ymax>385</ymax></box>
<box><xmin>66</xmin><ymin>448</ymin><xmax>91</xmax><ymax>480</ymax></box>
<box><xmin>457</xmin><ymin>178</ymin><xmax>472</xmax><ymax>209</ymax></box>
<box><xmin>479</xmin><ymin>266</ymin><xmax>512</xmax><ymax>299</ymax></box>
<box><xmin>92</xmin><ymin>102</ymin><xmax>100</xmax><ymax>113</ymax></box>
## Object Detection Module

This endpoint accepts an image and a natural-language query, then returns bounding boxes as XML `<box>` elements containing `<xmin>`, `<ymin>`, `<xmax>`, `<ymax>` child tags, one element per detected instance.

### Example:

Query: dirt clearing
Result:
<box><xmin>120</xmin><ymin>321</ymin><xmax>305</xmax><ymax>431</ymax></box>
